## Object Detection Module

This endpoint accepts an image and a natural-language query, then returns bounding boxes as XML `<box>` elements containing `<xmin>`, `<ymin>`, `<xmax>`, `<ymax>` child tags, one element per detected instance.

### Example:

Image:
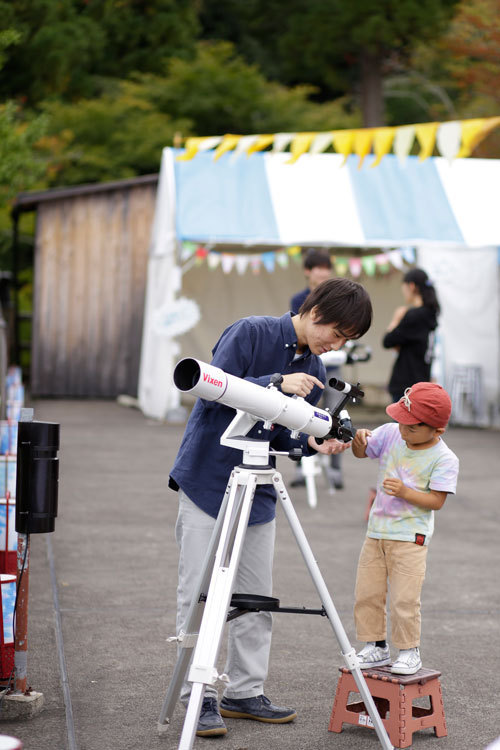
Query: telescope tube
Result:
<box><xmin>173</xmin><ymin>358</ymin><xmax>333</xmax><ymax>439</ymax></box>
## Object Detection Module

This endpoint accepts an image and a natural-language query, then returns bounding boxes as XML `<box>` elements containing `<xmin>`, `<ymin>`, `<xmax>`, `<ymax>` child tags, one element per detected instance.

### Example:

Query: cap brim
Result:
<box><xmin>385</xmin><ymin>402</ymin><xmax>421</xmax><ymax>424</ymax></box>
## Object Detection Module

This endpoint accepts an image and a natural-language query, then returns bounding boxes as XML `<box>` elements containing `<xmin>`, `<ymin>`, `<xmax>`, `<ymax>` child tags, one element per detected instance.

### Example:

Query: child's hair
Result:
<box><xmin>299</xmin><ymin>278</ymin><xmax>372</xmax><ymax>339</ymax></box>
<box><xmin>303</xmin><ymin>248</ymin><xmax>332</xmax><ymax>270</ymax></box>
<box><xmin>403</xmin><ymin>268</ymin><xmax>440</xmax><ymax>316</ymax></box>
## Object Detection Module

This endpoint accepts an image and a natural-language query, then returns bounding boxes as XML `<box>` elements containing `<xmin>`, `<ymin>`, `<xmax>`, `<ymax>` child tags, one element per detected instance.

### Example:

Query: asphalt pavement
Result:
<box><xmin>0</xmin><ymin>398</ymin><xmax>499</xmax><ymax>750</ymax></box>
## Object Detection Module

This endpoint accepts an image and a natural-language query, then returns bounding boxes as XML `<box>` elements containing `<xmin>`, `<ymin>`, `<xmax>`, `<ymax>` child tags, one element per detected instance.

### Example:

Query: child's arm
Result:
<box><xmin>382</xmin><ymin>477</ymin><xmax>447</xmax><ymax>510</ymax></box>
<box><xmin>352</xmin><ymin>428</ymin><xmax>372</xmax><ymax>458</ymax></box>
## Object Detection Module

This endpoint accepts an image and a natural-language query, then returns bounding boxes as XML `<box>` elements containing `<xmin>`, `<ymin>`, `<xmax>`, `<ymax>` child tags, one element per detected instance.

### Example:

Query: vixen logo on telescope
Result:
<box><xmin>203</xmin><ymin>372</ymin><xmax>223</xmax><ymax>388</ymax></box>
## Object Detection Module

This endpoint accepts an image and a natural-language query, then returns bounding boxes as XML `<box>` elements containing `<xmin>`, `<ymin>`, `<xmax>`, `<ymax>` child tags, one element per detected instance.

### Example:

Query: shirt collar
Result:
<box><xmin>280</xmin><ymin>312</ymin><xmax>312</xmax><ymax>358</ymax></box>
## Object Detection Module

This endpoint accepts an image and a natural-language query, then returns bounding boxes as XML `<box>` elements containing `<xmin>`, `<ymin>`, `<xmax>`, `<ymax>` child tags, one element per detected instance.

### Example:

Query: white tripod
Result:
<box><xmin>158</xmin><ymin>410</ymin><xmax>393</xmax><ymax>750</ymax></box>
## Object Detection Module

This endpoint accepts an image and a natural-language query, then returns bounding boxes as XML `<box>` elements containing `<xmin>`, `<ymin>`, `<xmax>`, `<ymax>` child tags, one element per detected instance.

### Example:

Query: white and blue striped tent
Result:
<box><xmin>139</xmin><ymin>147</ymin><xmax>500</xmax><ymax>421</ymax></box>
<box><xmin>171</xmin><ymin>149</ymin><xmax>500</xmax><ymax>248</ymax></box>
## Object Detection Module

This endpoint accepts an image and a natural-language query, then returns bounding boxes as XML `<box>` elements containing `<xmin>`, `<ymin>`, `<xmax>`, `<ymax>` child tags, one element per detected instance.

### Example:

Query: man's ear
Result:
<box><xmin>309</xmin><ymin>305</ymin><xmax>318</xmax><ymax>321</ymax></box>
<box><xmin>435</xmin><ymin>427</ymin><xmax>446</xmax><ymax>436</ymax></box>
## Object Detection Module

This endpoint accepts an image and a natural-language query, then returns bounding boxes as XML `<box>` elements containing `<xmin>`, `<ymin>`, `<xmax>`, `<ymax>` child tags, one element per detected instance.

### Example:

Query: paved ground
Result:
<box><xmin>0</xmin><ymin>398</ymin><xmax>499</xmax><ymax>750</ymax></box>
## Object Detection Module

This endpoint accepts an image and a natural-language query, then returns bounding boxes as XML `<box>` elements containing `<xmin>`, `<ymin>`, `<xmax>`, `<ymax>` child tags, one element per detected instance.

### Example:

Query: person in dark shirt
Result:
<box><xmin>169</xmin><ymin>278</ymin><xmax>372</xmax><ymax>738</ymax></box>
<box><xmin>290</xmin><ymin>249</ymin><xmax>344</xmax><ymax>489</ymax></box>
<box><xmin>383</xmin><ymin>268</ymin><xmax>440</xmax><ymax>403</ymax></box>
<box><xmin>290</xmin><ymin>248</ymin><xmax>332</xmax><ymax>315</ymax></box>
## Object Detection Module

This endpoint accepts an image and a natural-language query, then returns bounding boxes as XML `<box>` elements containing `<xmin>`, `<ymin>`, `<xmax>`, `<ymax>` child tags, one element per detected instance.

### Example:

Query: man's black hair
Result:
<box><xmin>299</xmin><ymin>277</ymin><xmax>372</xmax><ymax>339</ymax></box>
<box><xmin>303</xmin><ymin>248</ymin><xmax>332</xmax><ymax>271</ymax></box>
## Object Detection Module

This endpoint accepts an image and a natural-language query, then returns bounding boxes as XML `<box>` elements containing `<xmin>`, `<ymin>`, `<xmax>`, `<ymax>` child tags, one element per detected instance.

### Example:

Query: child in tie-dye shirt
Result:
<box><xmin>351</xmin><ymin>382</ymin><xmax>459</xmax><ymax>675</ymax></box>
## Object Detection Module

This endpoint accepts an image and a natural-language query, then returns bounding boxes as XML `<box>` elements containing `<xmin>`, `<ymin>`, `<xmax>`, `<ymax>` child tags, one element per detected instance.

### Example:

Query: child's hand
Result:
<box><xmin>351</xmin><ymin>428</ymin><xmax>372</xmax><ymax>458</ymax></box>
<box><xmin>382</xmin><ymin>476</ymin><xmax>406</xmax><ymax>499</ymax></box>
<box><xmin>352</xmin><ymin>429</ymin><xmax>372</xmax><ymax>450</ymax></box>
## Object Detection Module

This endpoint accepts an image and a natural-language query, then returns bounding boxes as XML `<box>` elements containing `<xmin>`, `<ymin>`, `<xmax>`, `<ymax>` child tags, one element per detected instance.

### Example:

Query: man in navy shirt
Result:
<box><xmin>170</xmin><ymin>278</ymin><xmax>372</xmax><ymax>737</ymax></box>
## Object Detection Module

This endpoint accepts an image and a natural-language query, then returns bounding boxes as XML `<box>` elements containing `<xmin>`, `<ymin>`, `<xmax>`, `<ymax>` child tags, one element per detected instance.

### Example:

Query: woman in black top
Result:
<box><xmin>383</xmin><ymin>268</ymin><xmax>440</xmax><ymax>402</ymax></box>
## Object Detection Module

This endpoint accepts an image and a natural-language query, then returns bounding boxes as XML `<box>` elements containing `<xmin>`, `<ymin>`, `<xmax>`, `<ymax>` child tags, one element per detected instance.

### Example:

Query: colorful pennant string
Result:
<box><xmin>180</xmin><ymin>242</ymin><xmax>416</xmax><ymax>278</ymax></box>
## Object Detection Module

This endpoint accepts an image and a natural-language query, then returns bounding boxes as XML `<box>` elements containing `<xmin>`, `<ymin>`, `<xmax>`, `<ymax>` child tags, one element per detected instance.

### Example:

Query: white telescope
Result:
<box><xmin>173</xmin><ymin>358</ymin><xmax>363</xmax><ymax>442</ymax></box>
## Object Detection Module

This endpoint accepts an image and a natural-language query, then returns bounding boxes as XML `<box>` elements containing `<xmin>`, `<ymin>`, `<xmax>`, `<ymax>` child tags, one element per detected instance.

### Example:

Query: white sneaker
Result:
<box><xmin>356</xmin><ymin>642</ymin><xmax>391</xmax><ymax>668</ymax></box>
<box><xmin>391</xmin><ymin>647</ymin><xmax>422</xmax><ymax>675</ymax></box>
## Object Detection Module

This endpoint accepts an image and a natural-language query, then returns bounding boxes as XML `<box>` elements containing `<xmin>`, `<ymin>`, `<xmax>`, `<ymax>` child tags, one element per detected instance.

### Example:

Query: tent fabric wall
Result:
<box><xmin>138</xmin><ymin>147</ymin><xmax>500</xmax><ymax>421</ymax></box>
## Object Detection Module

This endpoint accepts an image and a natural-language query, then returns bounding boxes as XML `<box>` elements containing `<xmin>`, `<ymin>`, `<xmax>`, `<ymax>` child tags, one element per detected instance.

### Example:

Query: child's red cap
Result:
<box><xmin>386</xmin><ymin>382</ymin><xmax>452</xmax><ymax>428</ymax></box>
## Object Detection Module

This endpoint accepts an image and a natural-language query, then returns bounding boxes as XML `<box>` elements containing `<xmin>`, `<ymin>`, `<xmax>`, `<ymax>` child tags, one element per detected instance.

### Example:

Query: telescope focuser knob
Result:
<box><xmin>288</xmin><ymin>448</ymin><xmax>303</xmax><ymax>461</ymax></box>
<box><xmin>269</xmin><ymin>373</ymin><xmax>284</xmax><ymax>390</ymax></box>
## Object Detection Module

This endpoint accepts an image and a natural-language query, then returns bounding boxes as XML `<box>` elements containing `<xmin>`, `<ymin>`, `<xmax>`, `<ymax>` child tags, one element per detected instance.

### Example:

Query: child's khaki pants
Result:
<box><xmin>354</xmin><ymin>537</ymin><xmax>428</xmax><ymax>650</ymax></box>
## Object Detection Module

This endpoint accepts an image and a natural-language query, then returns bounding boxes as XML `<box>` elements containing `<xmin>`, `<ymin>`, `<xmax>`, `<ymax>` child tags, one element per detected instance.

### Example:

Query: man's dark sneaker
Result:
<box><xmin>196</xmin><ymin>697</ymin><xmax>227</xmax><ymax>737</ymax></box>
<box><xmin>219</xmin><ymin>694</ymin><xmax>297</xmax><ymax>723</ymax></box>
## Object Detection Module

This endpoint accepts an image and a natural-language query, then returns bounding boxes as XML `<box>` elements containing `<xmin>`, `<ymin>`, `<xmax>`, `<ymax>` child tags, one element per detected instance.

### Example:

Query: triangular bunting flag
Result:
<box><xmin>275</xmin><ymin>250</ymin><xmax>289</xmax><ymax>268</ymax></box>
<box><xmin>436</xmin><ymin>121</ymin><xmax>461</xmax><ymax>162</ymax></box>
<box><xmin>361</xmin><ymin>255</ymin><xmax>377</xmax><ymax>276</ymax></box>
<box><xmin>393</xmin><ymin>125</ymin><xmax>415</xmax><ymax>165</ymax></box>
<box><xmin>334</xmin><ymin>257</ymin><xmax>348</xmax><ymax>276</ymax></box>
<box><xmin>331</xmin><ymin>130</ymin><xmax>355</xmax><ymax>163</ymax></box>
<box><xmin>230</xmin><ymin>135</ymin><xmax>259</xmax><ymax>162</ymax></box>
<box><xmin>181</xmin><ymin>241</ymin><xmax>196</xmax><ymax>261</ymax></box>
<box><xmin>235</xmin><ymin>255</ymin><xmax>250</xmax><ymax>275</ymax></box>
<box><xmin>401</xmin><ymin>246</ymin><xmax>416</xmax><ymax>264</ymax></box>
<box><xmin>221</xmin><ymin>254</ymin><xmax>236</xmax><ymax>273</ymax></box>
<box><xmin>213</xmin><ymin>134</ymin><xmax>241</xmax><ymax>161</ymax></box>
<box><xmin>273</xmin><ymin>133</ymin><xmax>295</xmax><ymax>153</ymax></box>
<box><xmin>387</xmin><ymin>250</ymin><xmax>404</xmax><ymax>270</ymax></box>
<box><xmin>250</xmin><ymin>256</ymin><xmax>262</xmax><ymax>274</ymax></box>
<box><xmin>348</xmin><ymin>257</ymin><xmax>362</xmax><ymax>278</ymax></box>
<box><xmin>247</xmin><ymin>134</ymin><xmax>275</xmax><ymax>155</ymax></box>
<box><xmin>309</xmin><ymin>132</ymin><xmax>333</xmax><ymax>155</ymax></box>
<box><xmin>415</xmin><ymin>122</ymin><xmax>438</xmax><ymax>161</ymax></box>
<box><xmin>371</xmin><ymin>127</ymin><xmax>395</xmax><ymax>167</ymax></box>
<box><xmin>353</xmin><ymin>129</ymin><xmax>374</xmax><ymax>168</ymax></box>
<box><xmin>261</xmin><ymin>251</ymin><xmax>276</xmax><ymax>272</ymax></box>
<box><xmin>287</xmin><ymin>133</ymin><xmax>316</xmax><ymax>164</ymax></box>
<box><xmin>207</xmin><ymin>251</ymin><xmax>221</xmax><ymax>270</ymax></box>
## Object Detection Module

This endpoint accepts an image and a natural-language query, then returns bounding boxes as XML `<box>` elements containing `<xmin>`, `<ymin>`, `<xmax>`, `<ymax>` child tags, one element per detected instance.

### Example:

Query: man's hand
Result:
<box><xmin>281</xmin><ymin>373</ymin><xmax>324</xmax><ymax>398</ymax></box>
<box><xmin>352</xmin><ymin>428</ymin><xmax>372</xmax><ymax>458</ymax></box>
<box><xmin>308</xmin><ymin>436</ymin><xmax>350</xmax><ymax>455</ymax></box>
<box><xmin>382</xmin><ymin>476</ymin><xmax>406</xmax><ymax>499</ymax></box>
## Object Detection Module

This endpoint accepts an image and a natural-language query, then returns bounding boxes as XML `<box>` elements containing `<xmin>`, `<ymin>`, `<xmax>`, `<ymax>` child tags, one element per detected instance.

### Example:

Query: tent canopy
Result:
<box><xmin>139</xmin><ymin>148</ymin><xmax>500</xmax><ymax>422</ymax></box>
<box><xmin>172</xmin><ymin>150</ymin><xmax>500</xmax><ymax>249</ymax></box>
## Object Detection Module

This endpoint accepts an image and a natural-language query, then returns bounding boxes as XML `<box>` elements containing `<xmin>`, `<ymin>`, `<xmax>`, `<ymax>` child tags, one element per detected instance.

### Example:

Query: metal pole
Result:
<box><xmin>14</xmin><ymin>407</ymin><xmax>34</xmax><ymax>694</ymax></box>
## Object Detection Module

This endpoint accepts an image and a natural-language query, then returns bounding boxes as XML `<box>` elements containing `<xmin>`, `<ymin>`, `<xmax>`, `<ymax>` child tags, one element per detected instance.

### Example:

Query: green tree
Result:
<box><xmin>42</xmin><ymin>42</ymin><xmax>361</xmax><ymax>187</ymax></box>
<box><xmin>0</xmin><ymin>0</ymin><xmax>199</xmax><ymax>105</ymax></box>
<box><xmin>200</xmin><ymin>0</ymin><xmax>461</xmax><ymax>126</ymax></box>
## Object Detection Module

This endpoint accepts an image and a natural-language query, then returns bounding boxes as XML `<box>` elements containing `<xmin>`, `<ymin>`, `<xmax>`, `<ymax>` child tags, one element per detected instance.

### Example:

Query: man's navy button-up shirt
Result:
<box><xmin>170</xmin><ymin>312</ymin><xmax>326</xmax><ymax>525</ymax></box>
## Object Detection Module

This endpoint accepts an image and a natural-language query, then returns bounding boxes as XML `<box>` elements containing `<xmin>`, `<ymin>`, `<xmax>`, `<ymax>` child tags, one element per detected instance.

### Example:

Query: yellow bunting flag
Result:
<box><xmin>331</xmin><ymin>130</ymin><xmax>355</xmax><ymax>164</ymax></box>
<box><xmin>458</xmin><ymin>116</ymin><xmax>500</xmax><ymax>157</ymax></box>
<box><xmin>371</xmin><ymin>127</ymin><xmax>395</xmax><ymax>167</ymax></box>
<box><xmin>176</xmin><ymin>137</ymin><xmax>205</xmax><ymax>161</ymax></box>
<box><xmin>287</xmin><ymin>133</ymin><xmax>316</xmax><ymax>164</ymax></box>
<box><xmin>247</xmin><ymin>134</ymin><xmax>275</xmax><ymax>156</ymax></box>
<box><xmin>353</xmin><ymin>129</ymin><xmax>374</xmax><ymax>168</ymax></box>
<box><xmin>415</xmin><ymin>122</ymin><xmax>438</xmax><ymax>161</ymax></box>
<box><xmin>213</xmin><ymin>134</ymin><xmax>241</xmax><ymax>161</ymax></box>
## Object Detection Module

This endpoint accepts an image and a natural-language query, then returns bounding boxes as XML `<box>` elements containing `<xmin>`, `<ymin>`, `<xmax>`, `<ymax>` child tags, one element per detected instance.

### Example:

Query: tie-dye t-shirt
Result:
<box><xmin>365</xmin><ymin>422</ymin><xmax>459</xmax><ymax>545</ymax></box>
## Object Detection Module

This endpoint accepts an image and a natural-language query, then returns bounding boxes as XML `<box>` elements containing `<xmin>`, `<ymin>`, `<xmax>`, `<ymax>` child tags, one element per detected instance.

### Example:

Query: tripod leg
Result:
<box><xmin>178</xmin><ymin>470</ymin><xmax>258</xmax><ymax>750</ymax></box>
<box><xmin>301</xmin><ymin>455</ymin><xmax>319</xmax><ymax>508</ymax></box>
<box><xmin>158</xmin><ymin>477</ymin><xmax>234</xmax><ymax>733</ymax></box>
<box><xmin>272</xmin><ymin>472</ymin><xmax>394</xmax><ymax>750</ymax></box>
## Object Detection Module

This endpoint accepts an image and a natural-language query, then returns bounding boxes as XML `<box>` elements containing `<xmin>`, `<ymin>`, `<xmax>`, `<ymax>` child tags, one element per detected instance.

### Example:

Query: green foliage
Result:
<box><xmin>0</xmin><ymin>0</ymin><xmax>199</xmax><ymax>104</ymax></box>
<box><xmin>0</xmin><ymin>102</ymin><xmax>48</xmax><ymax>200</ymax></box>
<box><xmin>42</xmin><ymin>42</ymin><xmax>361</xmax><ymax>187</ymax></box>
<box><xmin>199</xmin><ymin>0</ymin><xmax>461</xmax><ymax>103</ymax></box>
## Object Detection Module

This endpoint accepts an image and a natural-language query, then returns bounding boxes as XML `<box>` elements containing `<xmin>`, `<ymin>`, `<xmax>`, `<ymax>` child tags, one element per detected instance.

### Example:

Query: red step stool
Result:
<box><xmin>329</xmin><ymin>665</ymin><xmax>447</xmax><ymax>748</ymax></box>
